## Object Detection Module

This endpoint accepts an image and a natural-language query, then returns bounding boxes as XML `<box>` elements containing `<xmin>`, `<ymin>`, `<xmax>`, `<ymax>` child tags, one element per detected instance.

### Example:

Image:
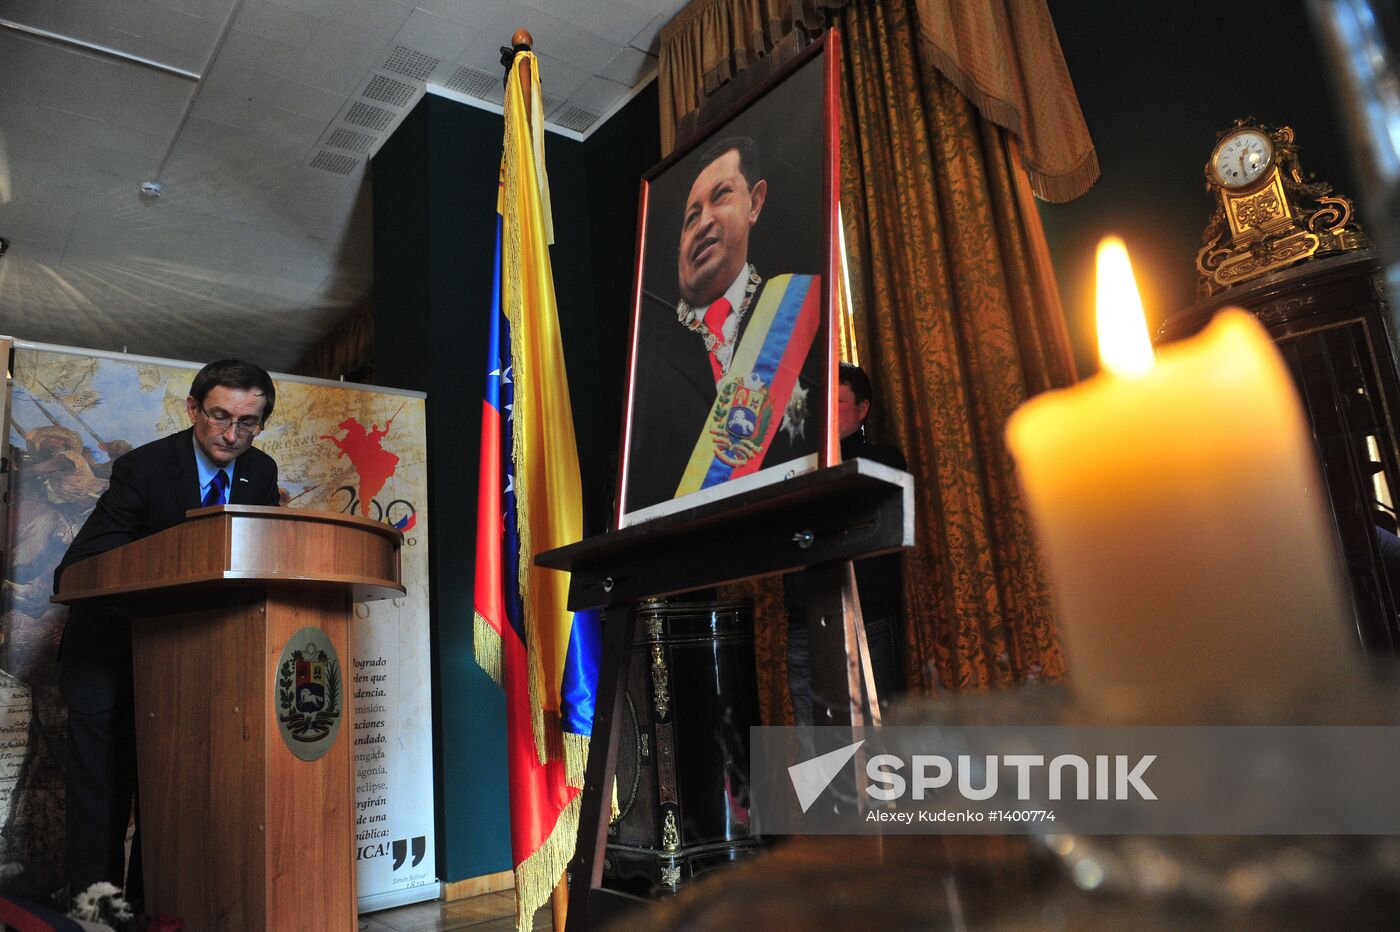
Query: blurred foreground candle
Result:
<box><xmin>1006</xmin><ymin>238</ymin><xmax>1358</xmax><ymax>718</ymax></box>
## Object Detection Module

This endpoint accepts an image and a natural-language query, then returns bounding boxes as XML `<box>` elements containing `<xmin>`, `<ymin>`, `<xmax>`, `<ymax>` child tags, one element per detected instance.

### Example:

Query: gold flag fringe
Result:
<box><xmin>499</xmin><ymin>55</ymin><xmax>553</xmax><ymax>768</ymax></box>
<box><xmin>540</xmin><ymin>711</ymin><xmax>565</xmax><ymax>767</ymax></box>
<box><xmin>472</xmin><ymin>613</ymin><xmax>503</xmax><ymax>687</ymax></box>
<box><xmin>513</xmin><ymin>790</ymin><xmax>580</xmax><ymax>932</ymax></box>
<box><xmin>522</xmin><ymin>612</ymin><xmax>550</xmax><ymax>765</ymax></box>
<box><xmin>562</xmin><ymin>731</ymin><xmax>589</xmax><ymax>790</ymax></box>
<box><xmin>563</xmin><ymin>732</ymin><xmax>617</xmax><ymax>817</ymax></box>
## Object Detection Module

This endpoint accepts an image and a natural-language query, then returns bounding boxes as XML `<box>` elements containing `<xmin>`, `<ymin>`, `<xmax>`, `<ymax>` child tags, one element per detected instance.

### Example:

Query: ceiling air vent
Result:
<box><xmin>310</xmin><ymin>150</ymin><xmax>360</xmax><ymax>175</ymax></box>
<box><xmin>383</xmin><ymin>46</ymin><xmax>440</xmax><ymax>81</ymax></box>
<box><xmin>345</xmin><ymin>101</ymin><xmax>394</xmax><ymax>131</ymax></box>
<box><xmin>444</xmin><ymin>66</ymin><xmax>496</xmax><ymax>99</ymax></box>
<box><xmin>555</xmin><ymin>106</ymin><xmax>600</xmax><ymax>133</ymax></box>
<box><xmin>326</xmin><ymin>128</ymin><xmax>374</xmax><ymax>154</ymax></box>
<box><xmin>362</xmin><ymin>74</ymin><xmax>416</xmax><ymax>107</ymax></box>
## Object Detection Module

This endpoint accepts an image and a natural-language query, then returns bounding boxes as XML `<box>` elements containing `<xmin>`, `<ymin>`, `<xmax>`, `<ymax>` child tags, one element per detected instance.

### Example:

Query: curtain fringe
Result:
<box><xmin>913</xmin><ymin>36</ymin><xmax>1099</xmax><ymax>204</ymax></box>
<box><xmin>915</xmin><ymin>36</ymin><xmax>1025</xmax><ymax>137</ymax></box>
<box><xmin>1025</xmin><ymin>146</ymin><xmax>1101</xmax><ymax>205</ymax></box>
<box><xmin>918</xmin><ymin>38</ymin><xmax>1092</xmax><ymax>202</ymax></box>
<box><xmin>700</xmin><ymin>17</ymin><xmax>793</xmax><ymax>96</ymax></box>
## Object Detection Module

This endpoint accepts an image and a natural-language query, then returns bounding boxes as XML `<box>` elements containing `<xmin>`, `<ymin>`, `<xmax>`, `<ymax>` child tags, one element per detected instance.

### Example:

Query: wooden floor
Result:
<box><xmin>360</xmin><ymin>890</ymin><xmax>553</xmax><ymax>932</ymax></box>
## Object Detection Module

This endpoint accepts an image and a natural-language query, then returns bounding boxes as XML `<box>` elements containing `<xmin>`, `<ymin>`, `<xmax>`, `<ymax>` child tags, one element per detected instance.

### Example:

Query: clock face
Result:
<box><xmin>1210</xmin><ymin>129</ymin><xmax>1274</xmax><ymax>189</ymax></box>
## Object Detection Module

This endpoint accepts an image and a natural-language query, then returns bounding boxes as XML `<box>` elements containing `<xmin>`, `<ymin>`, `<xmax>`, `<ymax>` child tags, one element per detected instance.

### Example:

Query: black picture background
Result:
<box><xmin>624</xmin><ymin>51</ymin><xmax>831</xmax><ymax>519</ymax></box>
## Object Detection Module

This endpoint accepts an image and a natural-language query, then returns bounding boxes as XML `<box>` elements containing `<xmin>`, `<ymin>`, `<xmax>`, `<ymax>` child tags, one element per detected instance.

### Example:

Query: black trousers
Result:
<box><xmin>65</xmin><ymin>700</ymin><xmax>142</xmax><ymax>903</ymax></box>
<box><xmin>787</xmin><ymin>611</ymin><xmax>900</xmax><ymax>725</ymax></box>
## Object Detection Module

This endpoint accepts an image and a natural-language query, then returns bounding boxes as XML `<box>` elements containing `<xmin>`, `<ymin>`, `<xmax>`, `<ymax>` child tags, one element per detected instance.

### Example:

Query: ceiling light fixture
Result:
<box><xmin>139</xmin><ymin>181</ymin><xmax>162</xmax><ymax>198</ymax></box>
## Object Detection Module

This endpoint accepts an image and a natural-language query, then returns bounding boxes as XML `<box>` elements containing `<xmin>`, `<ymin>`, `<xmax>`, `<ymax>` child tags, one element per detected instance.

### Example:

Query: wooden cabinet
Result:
<box><xmin>1161</xmin><ymin>251</ymin><xmax>1400</xmax><ymax>657</ymax></box>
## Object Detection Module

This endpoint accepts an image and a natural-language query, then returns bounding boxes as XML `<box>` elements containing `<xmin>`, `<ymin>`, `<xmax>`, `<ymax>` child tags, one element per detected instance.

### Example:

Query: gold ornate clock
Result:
<box><xmin>1196</xmin><ymin>120</ymin><xmax>1367</xmax><ymax>296</ymax></box>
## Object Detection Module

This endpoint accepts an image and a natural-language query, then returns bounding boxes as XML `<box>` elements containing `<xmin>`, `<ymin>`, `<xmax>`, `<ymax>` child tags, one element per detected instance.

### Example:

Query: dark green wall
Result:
<box><xmin>372</xmin><ymin>94</ymin><xmax>508</xmax><ymax>883</ymax></box>
<box><xmin>371</xmin><ymin>83</ymin><xmax>659</xmax><ymax>882</ymax></box>
<box><xmin>1041</xmin><ymin>0</ymin><xmax>1359</xmax><ymax>377</ymax></box>
<box><xmin>582</xmin><ymin>85</ymin><xmax>665</xmax><ymax>524</ymax></box>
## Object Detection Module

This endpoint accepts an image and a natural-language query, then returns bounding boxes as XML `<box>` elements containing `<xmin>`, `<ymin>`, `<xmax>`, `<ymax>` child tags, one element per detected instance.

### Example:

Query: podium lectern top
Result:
<box><xmin>54</xmin><ymin>504</ymin><xmax>405</xmax><ymax>605</ymax></box>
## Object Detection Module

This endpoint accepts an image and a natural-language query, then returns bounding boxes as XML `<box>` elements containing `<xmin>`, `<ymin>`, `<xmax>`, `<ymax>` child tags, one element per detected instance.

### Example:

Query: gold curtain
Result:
<box><xmin>664</xmin><ymin>0</ymin><xmax>1085</xmax><ymax>706</ymax></box>
<box><xmin>290</xmin><ymin>300</ymin><xmax>376</xmax><ymax>383</ymax></box>
<box><xmin>658</xmin><ymin>0</ymin><xmax>834</xmax><ymax>154</ymax></box>
<box><xmin>837</xmin><ymin>0</ymin><xmax>1073</xmax><ymax>692</ymax></box>
<box><xmin>659</xmin><ymin>0</ymin><xmax>1097</xmax><ymax>202</ymax></box>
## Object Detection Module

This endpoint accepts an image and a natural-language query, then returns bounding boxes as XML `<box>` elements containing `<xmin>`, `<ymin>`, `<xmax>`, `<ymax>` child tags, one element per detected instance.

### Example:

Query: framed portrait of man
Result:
<box><xmin>616</xmin><ymin>33</ymin><xmax>840</xmax><ymax>528</ymax></box>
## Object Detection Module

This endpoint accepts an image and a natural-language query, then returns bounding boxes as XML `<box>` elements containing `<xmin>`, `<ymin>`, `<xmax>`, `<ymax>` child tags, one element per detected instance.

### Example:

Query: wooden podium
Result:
<box><xmin>53</xmin><ymin>505</ymin><xmax>404</xmax><ymax>931</ymax></box>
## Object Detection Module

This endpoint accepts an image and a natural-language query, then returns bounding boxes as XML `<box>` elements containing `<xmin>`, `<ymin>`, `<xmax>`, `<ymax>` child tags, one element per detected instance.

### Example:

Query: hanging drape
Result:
<box><xmin>658</xmin><ymin>0</ymin><xmax>1098</xmax><ymax>202</ymax></box>
<box><xmin>658</xmin><ymin>0</ymin><xmax>831</xmax><ymax>152</ymax></box>
<box><xmin>663</xmin><ymin>0</ymin><xmax>1088</xmax><ymax>711</ymax></box>
<box><xmin>837</xmin><ymin>0</ymin><xmax>1074</xmax><ymax>693</ymax></box>
<box><xmin>291</xmin><ymin>300</ymin><xmax>375</xmax><ymax>383</ymax></box>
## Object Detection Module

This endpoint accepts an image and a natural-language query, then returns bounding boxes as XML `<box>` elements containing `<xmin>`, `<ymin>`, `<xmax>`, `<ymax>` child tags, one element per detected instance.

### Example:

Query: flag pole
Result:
<box><xmin>500</xmin><ymin>28</ymin><xmax>535</xmax><ymax>102</ymax></box>
<box><xmin>513</xmin><ymin>29</ymin><xmax>533</xmax><ymax>118</ymax></box>
<box><xmin>501</xmin><ymin>28</ymin><xmax>568</xmax><ymax>932</ymax></box>
<box><xmin>485</xmin><ymin>29</ymin><xmax>588</xmax><ymax>932</ymax></box>
<box><xmin>551</xmin><ymin>871</ymin><xmax>568</xmax><ymax>932</ymax></box>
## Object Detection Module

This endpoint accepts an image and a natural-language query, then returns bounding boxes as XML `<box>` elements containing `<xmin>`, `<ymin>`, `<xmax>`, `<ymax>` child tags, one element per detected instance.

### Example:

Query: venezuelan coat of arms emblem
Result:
<box><xmin>275</xmin><ymin>625</ymin><xmax>344</xmax><ymax>761</ymax></box>
<box><xmin>709</xmin><ymin>375</ymin><xmax>772</xmax><ymax>467</ymax></box>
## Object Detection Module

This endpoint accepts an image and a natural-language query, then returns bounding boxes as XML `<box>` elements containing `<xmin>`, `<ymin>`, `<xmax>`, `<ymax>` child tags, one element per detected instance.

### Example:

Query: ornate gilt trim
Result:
<box><xmin>1197</xmin><ymin>120</ymin><xmax>1368</xmax><ymax>297</ymax></box>
<box><xmin>660</xmin><ymin>859</ymin><xmax>681</xmax><ymax>892</ymax></box>
<box><xmin>662</xmin><ymin>809</ymin><xmax>680</xmax><ymax>852</ymax></box>
<box><xmin>1234</xmin><ymin>187</ymin><xmax>1283</xmax><ymax>230</ymax></box>
<box><xmin>651</xmin><ymin>643</ymin><xmax>670</xmax><ymax>718</ymax></box>
<box><xmin>655</xmin><ymin>721</ymin><xmax>678</xmax><ymax>805</ymax></box>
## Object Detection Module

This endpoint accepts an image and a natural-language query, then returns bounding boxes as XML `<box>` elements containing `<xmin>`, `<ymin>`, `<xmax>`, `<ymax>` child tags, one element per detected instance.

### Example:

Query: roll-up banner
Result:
<box><xmin>0</xmin><ymin>340</ymin><xmax>437</xmax><ymax>911</ymax></box>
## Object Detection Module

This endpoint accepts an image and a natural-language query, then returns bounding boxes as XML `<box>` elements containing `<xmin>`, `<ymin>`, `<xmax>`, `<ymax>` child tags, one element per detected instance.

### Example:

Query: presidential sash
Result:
<box><xmin>675</xmin><ymin>273</ymin><xmax>821</xmax><ymax>497</ymax></box>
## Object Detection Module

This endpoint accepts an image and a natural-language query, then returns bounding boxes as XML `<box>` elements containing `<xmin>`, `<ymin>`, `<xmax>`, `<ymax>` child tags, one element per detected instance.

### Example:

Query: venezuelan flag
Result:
<box><xmin>472</xmin><ymin>49</ymin><xmax>600</xmax><ymax>932</ymax></box>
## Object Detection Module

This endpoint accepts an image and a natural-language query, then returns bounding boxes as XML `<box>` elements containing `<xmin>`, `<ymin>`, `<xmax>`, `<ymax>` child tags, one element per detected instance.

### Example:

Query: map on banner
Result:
<box><xmin>1</xmin><ymin>347</ymin><xmax>435</xmax><ymax>904</ymax></box>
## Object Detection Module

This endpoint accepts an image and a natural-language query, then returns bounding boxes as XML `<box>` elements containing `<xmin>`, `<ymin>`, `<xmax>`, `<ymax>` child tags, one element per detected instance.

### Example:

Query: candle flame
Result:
<box><xmin>1095</xmin><ymin>237</ymin><xmax>1155</xmax><ymax>379</ymax></box>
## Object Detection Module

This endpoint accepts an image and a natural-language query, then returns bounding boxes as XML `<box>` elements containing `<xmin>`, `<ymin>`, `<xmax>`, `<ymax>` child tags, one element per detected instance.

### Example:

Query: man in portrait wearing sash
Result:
<box><xmin>625</xmin><ymin>136</ymin><xmax>822</xmax><ymax>518</ymax></box>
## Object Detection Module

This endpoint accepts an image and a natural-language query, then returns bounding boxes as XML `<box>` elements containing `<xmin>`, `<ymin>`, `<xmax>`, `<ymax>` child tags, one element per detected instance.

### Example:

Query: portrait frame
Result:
<box><xmin>615</xmin><ymin>30</ymin><xmax>842</xmax><ymax>529</ymax></box>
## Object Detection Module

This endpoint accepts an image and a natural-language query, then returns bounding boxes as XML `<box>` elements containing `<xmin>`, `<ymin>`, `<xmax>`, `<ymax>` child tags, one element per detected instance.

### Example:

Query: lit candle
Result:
<box><xmin>1006</xmin><ymin>238</ymin><xmax>1358</xmax><ymax>718</ymax></box>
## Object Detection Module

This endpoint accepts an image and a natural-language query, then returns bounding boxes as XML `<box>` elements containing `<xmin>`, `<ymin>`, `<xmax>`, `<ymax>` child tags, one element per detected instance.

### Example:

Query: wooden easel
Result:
<box><xmin>536</xmin><ymin>458</ymin><xmax>912</xmax><ymax>929</ymax></box>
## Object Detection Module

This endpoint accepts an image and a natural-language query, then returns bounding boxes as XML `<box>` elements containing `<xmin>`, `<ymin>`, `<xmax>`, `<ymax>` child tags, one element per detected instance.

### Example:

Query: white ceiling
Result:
<box><xmin>0</xmin><ymin>0</ymin><xmax>683</xmax><ymax>371</ymax></box>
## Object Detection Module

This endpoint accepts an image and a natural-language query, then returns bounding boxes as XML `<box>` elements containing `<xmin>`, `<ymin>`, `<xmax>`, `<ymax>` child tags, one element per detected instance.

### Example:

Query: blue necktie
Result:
<box><xmin>202</xmin><ymin>468</ymin><xmax>229</xmax><ymax>507</ymax></box>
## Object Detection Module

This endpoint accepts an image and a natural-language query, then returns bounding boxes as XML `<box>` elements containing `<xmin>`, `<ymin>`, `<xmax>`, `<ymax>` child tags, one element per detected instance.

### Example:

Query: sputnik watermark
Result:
<box><xmin>866</xmin><ymin>752</ymin><xmax>1156</xmax><ymax>801</ymax></box>
<box><xmin>866</xmin><ymin>808</ymin><xmax>1056</xmax><ymax>824</ymax></box>
<box><xmin>752</xmin><ymin>726</ymin><xmax>1400</xmax><ymax>835</ymax></box>
<box><xmin>788</xmin><ymin>739</ymin><xmax>864</xmax><ymax>813</ymax></box>
<box><xmin>788</xmin><ymin>741</ymin><xmax>1156</xmax><ymax>813</ymax></box>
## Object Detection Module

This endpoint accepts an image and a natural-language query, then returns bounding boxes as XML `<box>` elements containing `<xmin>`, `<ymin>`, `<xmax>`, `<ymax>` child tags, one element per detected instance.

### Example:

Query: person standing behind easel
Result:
<box><xmin>786</xmin><ymin>362</ymin><xmax>907</xmax><ymax>723</ymax></box>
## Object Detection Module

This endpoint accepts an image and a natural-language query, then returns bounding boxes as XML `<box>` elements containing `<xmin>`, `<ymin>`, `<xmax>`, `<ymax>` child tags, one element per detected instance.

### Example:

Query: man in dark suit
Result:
<box><xmin>787</xmin><ymin>363</ymin><xmax>907</xmax><ymax>726</ymax></box>
<box><xmin>625</xmin><ymin>136</ymin><xmax>822</xmax><ymax>519</ymax></box>
<box><xmin>55</xmin><ymin>358</ymin><xmax>281</xmax><ymax>903</ymax></box>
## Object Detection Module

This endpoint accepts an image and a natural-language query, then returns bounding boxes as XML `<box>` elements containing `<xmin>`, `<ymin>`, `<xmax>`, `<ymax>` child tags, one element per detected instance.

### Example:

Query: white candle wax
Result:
<box><xmin>1006</xmin><ymin>308</ymin><xmax>1359</xmax><ymax>719</ymax></box>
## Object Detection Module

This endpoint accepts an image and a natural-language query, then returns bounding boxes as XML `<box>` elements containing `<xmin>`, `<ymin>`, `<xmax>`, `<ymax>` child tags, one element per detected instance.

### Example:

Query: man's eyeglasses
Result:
<box><xmin>201</xmin><ymin>406</ymin><xmax>263</xmax><ymax>436</ymax></box>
